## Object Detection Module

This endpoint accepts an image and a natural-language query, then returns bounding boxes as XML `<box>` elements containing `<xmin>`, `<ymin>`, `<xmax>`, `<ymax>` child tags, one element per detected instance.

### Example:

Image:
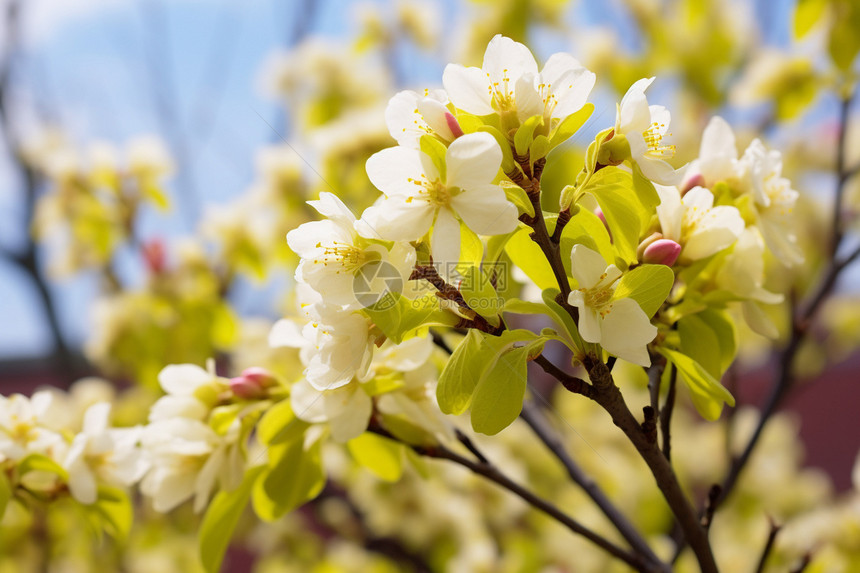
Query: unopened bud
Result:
<box><xmin>594</xmin><ymin>207</ymin><xmax>612</xmax><ymax>241</ymax></box>
<box><xmin>642</xmin><ymin>239</ymin><xmax>681</xmax><ymax>267</ymax></box>
<box><xmin>229</xmin><ymin>367</ymin><xmax>277</xmax><ymax>399</ymax></box>
<box><xmin>142</xmin><ymin>238</ymin><xmax>166</xmax><ymax>274</ymax></box>
<box><xmin>680</xmin><ymin>172</ymin><xmax>705</xmax><ymax>194</ymax></box>
<box><xmin>445</xmin><ymin>112</ymin><xmax>464</xmax><ymax>139</ymax></box>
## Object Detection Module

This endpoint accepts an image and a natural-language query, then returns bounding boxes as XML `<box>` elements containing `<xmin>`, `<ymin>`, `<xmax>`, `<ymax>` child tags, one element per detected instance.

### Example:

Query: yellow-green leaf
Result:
<box><xmin>347</xmin><ymin>433</ymin><xmax>404</xmax><ymax>482</ymax></box>
<box><xmin>199</xmin><ymin>466</ymin><xmax>265</xmax><ymax>573</ymax></box>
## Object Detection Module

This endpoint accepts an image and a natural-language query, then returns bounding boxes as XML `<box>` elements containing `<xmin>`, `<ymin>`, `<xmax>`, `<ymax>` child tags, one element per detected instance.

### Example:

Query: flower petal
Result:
<box><xmin>482</xmin><ymin>35</ymin><xmax>538</xmax><ymax>85</ymax></box>
<box><xmin>450</xmin><ymin>183</ymin><xmax>518</xmax><ymax>235</ymax></box>
<box><xmin>570</xmin><ymin>244</ymin><xmax>609</xmax><ymax>288</ymax></box>
<box><xmin>357</xmin><ymin>198</ymin><xmax>435</xmax><ymax>242</ymax></box>
<box><xmin>307</xmin><ymin>192</ymin><xmax>357</xmax><ymax>227</ymax></box>
<box><xmin>445</xmin><ymin>132</ymin><xmax>502</xmax><ymax>190</ymax></box>
<box><xmin>442</xmin><ymin>64</ymin><xmax>494</xmax><ymax>115</ymax></box>
<box><xmin>618</xmin><ymin>77</ymin><xmax>654</xmax><ymax>133</ymax></box>
<box><xmin>431</xmin><ymin>208</ymin><xmax>461</xmax><ymax>268</ymax></box>
<box><xmin>600</xmin><ymin>298</ymin><xmax>656</xmax><ymax>366</ymax></box>
<box><xmin>366</xmin><ymin>147</ymin><xmax>438</xmax><ymax>197</ymax></box>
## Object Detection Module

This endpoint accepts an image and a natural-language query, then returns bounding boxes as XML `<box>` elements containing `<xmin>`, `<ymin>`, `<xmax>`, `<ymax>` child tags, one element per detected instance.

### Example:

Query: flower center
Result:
<box><xmin>314</xmin><ymin>241</ymin><xmax>367</xmax><ymax>272</ymax></box>
<box><xmin>579</xmin><ymin>285</ymin><xmax>614</xmax><ymax>316</ymax></box>
<box><xmin>406</xmin><ymin>176</ymin><xmax>452</xmax><ymax>207</ymax></box>
<box><xmin>643</xmin><ymin>122</ymin><xmax>675</xmax><ymax>159</ymax></box>
<box><xmin>488</xmin><ymin>69</ymin><xmax>516</xmax><ymax>111</ymax></box>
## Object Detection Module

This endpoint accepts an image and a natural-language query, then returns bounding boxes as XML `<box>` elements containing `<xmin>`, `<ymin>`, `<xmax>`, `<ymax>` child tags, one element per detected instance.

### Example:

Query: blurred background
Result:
<box><xmin>0</xmin><ymin>0</ymin><xmax>859</xmax><ymax>569</ymax></box>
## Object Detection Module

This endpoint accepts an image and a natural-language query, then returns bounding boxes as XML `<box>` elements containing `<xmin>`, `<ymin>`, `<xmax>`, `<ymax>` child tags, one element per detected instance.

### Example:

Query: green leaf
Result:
<box><xmin>530</xmin><ymin>135</ymin><xmax>551</xmax><ymax>161</ymax></box>
<box><xmin>659</xmin><ymin>348</ymin><xmax>735</xmax><ymax>422</ymax></box>
<box><xmin>505</xmin><ymin>226</ymin><xmax>560</xmax><ymax>291</ymax></box>
<box><xmin>363</xmin><ymin>293</ymin><xmax>458</xmax><ymax>344</ymax></box>
<box><xmin>256</xmin><ymin>399</ymin><xmax>307</xmax><ymax>446</ymax></box>
<box><xmin>613</xmin><ymin>264</ymin><xmax>675</xmax><ymax>318</ymax></box>
<box><xmin>347</xmin><ymin>433</ymin><xmax>404</xmax><ymax>482</ymax></box>
<box><xmin>479</xmin><ymin>125</ymin><xmax>517</xmax><ymax>173</ymax></box>
<box><xmin>501</xmin><ymin>181</ymin><xmax>535</xmax><ymax>217</ymax></box>
<box><xmin>0</xmin><ymin>473</ymin><xmax>9</xmax><ymax>521</ymax></box>
<box><xmin>559</xmin><ymin>208</ymin><xmax>614</xmax><ymax>268</ymax></box>
<box><xmin>459</xmin><ymin>265</ymin><xmax>503</xmax><ymax>321</ymax></box>
<box><xmin>17</xmin><ymin>453</ymin><xmax>68</xmax><ymax>481</ymax></box>
<box><xmin>828</xmin><ymin>0</ymin><xmax>860</xmax><ymax>71</ymax></box>
<box><xmin>631</xmin><ymin>163</ymin><xmax>660</xmax><ymax>213</ymax></box>
<box><xmin>420</xmin><ymin>135</ymin><xmax>448</xmax><ymax>181</ymax></box>
<box><xmin>210</xmin><ymin>404</ymin><xmax>242</xmax><ymax>435</ymax></box>
<box><xmin>437</xmin><ymin>329</ymin><xmax>544</xmax><ymax>423</ymax></box>
<box><xmin>514</xmin><ymin>115</ymin><xmax>543</xmax><ymax>156</ymax></box>
<box><xmin>794</xmin><ymin>0</ymin><xmax>827</xmax><ymax>39</ymax></box>
<box><xmin>486</xmin><ymin>230</ymin><xmax>517</xmax><ymax>264</ymax></box>
<box><xmin>199</xmin><ymin>466</ymin><xmax>265</xmax><ymax>573</ymax></box>
<box><xmin>253</xmin><ymin>436</ymin><xmax>325</xmax><ymax>521</ymax></box>
<box><xmin>582</xmin><ymin>168</ymin><xmax>645</xmax><ymax>263</ymax></box>
<box><xmin>549</xmin><ymin>104</ymin><xmax>594</xmax><ymax>149</ymax></box>
<box><xmin>697</xmin><ymin>308</ymin><xmax>738</xmax><ymax>373</ymax></box>
<box><xmin>678</xmin><ymin>314</ymin><xmax>722</xmax><ymax>379</ymax></box>
<box><xmin>437</xmin><ymin>330</ymin><xmax>490</xmax><ymax>415</ymax></box>
<box><xmin>454</xmin><ymin>224</ymin><xmax>485</xmax><ymax>277</ymax></box>
<box><xmin>542</xmin><ymin>288</ymin><xmax>585</xmax><ymax>353</ymax></box>
<box><xmin>89</xmin><ymin>486</ymin><xmax>133</xmax><ymax>542</ymax></box>
<box><xmin>470</xmin><ymin>345</ymin><xmax>531</xmax><ymax>435</ymax></box>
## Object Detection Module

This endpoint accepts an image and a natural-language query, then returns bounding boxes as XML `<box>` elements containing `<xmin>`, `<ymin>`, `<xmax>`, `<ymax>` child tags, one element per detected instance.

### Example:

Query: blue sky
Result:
<box><xmin>0</xmin><ymin>0</ymin><xmax>824</xmax><ymax>360</ymax></box>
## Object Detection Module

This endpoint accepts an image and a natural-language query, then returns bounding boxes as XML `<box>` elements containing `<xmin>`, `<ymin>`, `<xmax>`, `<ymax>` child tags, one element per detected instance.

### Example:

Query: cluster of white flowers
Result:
<box><xmin>0</xmin><ymin>383</ymin><xmax>146</xmax><ymax>506</ymax></box>
<box><xmin>138</xmin><ymin>361</ymin><xmax>256</xmax><ymax>513</ymax></box>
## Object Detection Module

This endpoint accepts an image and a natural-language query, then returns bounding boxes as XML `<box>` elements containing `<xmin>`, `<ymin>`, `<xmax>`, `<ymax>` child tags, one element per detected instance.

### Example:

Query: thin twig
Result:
<box><xmin>754</xmin><ymin>518</ymin><xmax>781</xmax><ymax>573</ymax></box>
<box><xmin>714</xmin><ymin>91</ymin><xmax>859</xmax><ymax>513</ymax></box>
<box><xmin>520</xmin><ymin>400</ymin><xmax>669</xmax><ymax>573</ymax></box>
<box><xmin>369</xmin><ymin>424</ymin><xmax>657</xmax><ymax>572</ymax></box>
<box><xmin>659</xmin><ymin>367</ymin><xmax>677</xmax><ymax>461</ymax></box>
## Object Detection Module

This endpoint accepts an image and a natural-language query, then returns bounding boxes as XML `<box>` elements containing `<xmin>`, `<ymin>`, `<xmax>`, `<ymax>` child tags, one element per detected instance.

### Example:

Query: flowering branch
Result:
<box><xmin>368</xmin><ymin>423</ymin><xmax>658</xmax><ymax>573</ymax></box>
<box><xmin>713</xmin><ymin>88</ymin><xmax>858</xmax><ymax>513</ymax></box>
<box><xmin>536</xmin><ymin>352</ymin><xmax>719</xmax><ymax>573</ymax></box>
<box><xmin>519</xmin><ymin>400</ymin><xmax>670</xmax><ymax>573</ymax></box>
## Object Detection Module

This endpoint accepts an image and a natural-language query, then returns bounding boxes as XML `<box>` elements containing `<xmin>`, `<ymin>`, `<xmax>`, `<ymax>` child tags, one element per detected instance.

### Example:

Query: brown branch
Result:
<box><xmin>369</xmin><ymin>424</ymin><xmax>658</xmax><ymax>572</ymax></box>
<box><xmin>659</xmin><ymin>367</ymin><xmax>677</xmax><ymax>461</ymax></box>
<box><xmin>410</xmin><ymin>264</ymin><xmax>503</xmax><ymax>335</ymax></box>
<box><xmin>0</xmin><ymin>1</ymin><xmax>78</xmax><ymax>388</ymax></box>
<box><xmin>582</xmin><ymin>356</ymin><xmax>718</xmax><ymax>573</ymax></box>
<box><xmin>713</xmin><ymin>90</ymin><xmax>859</xmax><ymax>514</ymax></box>
<box><xmin>520</xmin><ymin>400</ymin><xmax>670</xmax><ymax>573</ymax></box>
<box><xmin>754</xmin><ymin>518</ymin><xmax>781</xmax><ymax>573</ymax></box>
<box><xmin>533</xmin><ymin>354</ymin><xmax>594</xmax><ymax>397</ymax></box>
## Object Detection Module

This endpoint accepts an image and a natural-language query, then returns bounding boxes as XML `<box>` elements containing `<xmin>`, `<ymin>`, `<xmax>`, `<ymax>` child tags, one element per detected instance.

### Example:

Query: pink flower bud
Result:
<box><xmin>142</xmin><ymin>239</ymin><xmax>166</xmax><ymax>274</ymax></box>
<box><xmin>240</xmin><ymin>367</ymin><xmax>278</xmax><ymax>388</ymax></box>
<box><xmin>445</xmin><ymin>112</ymin><xmax>464</xmax><ymax>139</ymax></box>
<box><xmin>229</xmin><ymin>367</ymin><xmax>277</xmax><ymax>399</ymax></box>
<box><xmin>594</xmin><ymin>207</ymin><xmax>612</xmax><ymax>241</ymax></box>
<box><xmin>680</xmin><ymin>172</ymin><xmax>705</xmax><ymax>194</ymax></box>
<box><xmin>642</xmin><ymin>239</ymin><xmax>682</xmax><ymax>267</ymax></box>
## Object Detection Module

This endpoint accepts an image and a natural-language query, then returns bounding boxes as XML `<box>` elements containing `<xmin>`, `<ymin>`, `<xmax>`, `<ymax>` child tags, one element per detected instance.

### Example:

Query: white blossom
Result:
<box><xmin>442</xmin><ymin>34</ymin><xmax>595</xmax><ymax>123</ymax></box>
<box><xmin>615</xmin><ymin>78</ymin><xmax>682</xmax><ymax>185</ymax></box>
<box><xmin>287</xmin><ymin>192</ymin><xmax>415</xmax><ymax>309</ymax></box>
<box><xmin>149</xmin><ymin>362</ymin><xmax>225</xmax><ymax>422</ymax></box>
<box><xmin>0</xmin><ymin>392</ymin><xmax>65</xmax><ymax>462</ymax></box>
<box><xmin>385</xmin><ymin>89</ymin><xmax>463</xmax><ymax>148</ymax></box>
<box><xmin>270</xmin><ymin>302</ymin><xmax>374</xmax><ymax>392</ymax></box>
<box><xmin>140</xmin><ymin>417</ymin><xmax>243</xmax><ymax>513</ymax></box>
<box><xmin>738</xmin><ymin>139</ymin><xmax>804</xmax><ymax>265</ymax></box>
<box><xmin>358</xmin><ymin>132</ymin><xmax>518</xmax><ymax>267</ymax></box>
<box><xmin>63</xmin><ymin>402</ymin><xmax>147</xmax><ymax>504</ymax></box>
<box><xmin>567</xmin><ymin>245</ymin><xmax>657</xmax><ymax>367</ymax></box>
<box><xmin>655</xmin><ymin>185</ymin><xmax>745</xmax><ymax>263</ymax></box>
